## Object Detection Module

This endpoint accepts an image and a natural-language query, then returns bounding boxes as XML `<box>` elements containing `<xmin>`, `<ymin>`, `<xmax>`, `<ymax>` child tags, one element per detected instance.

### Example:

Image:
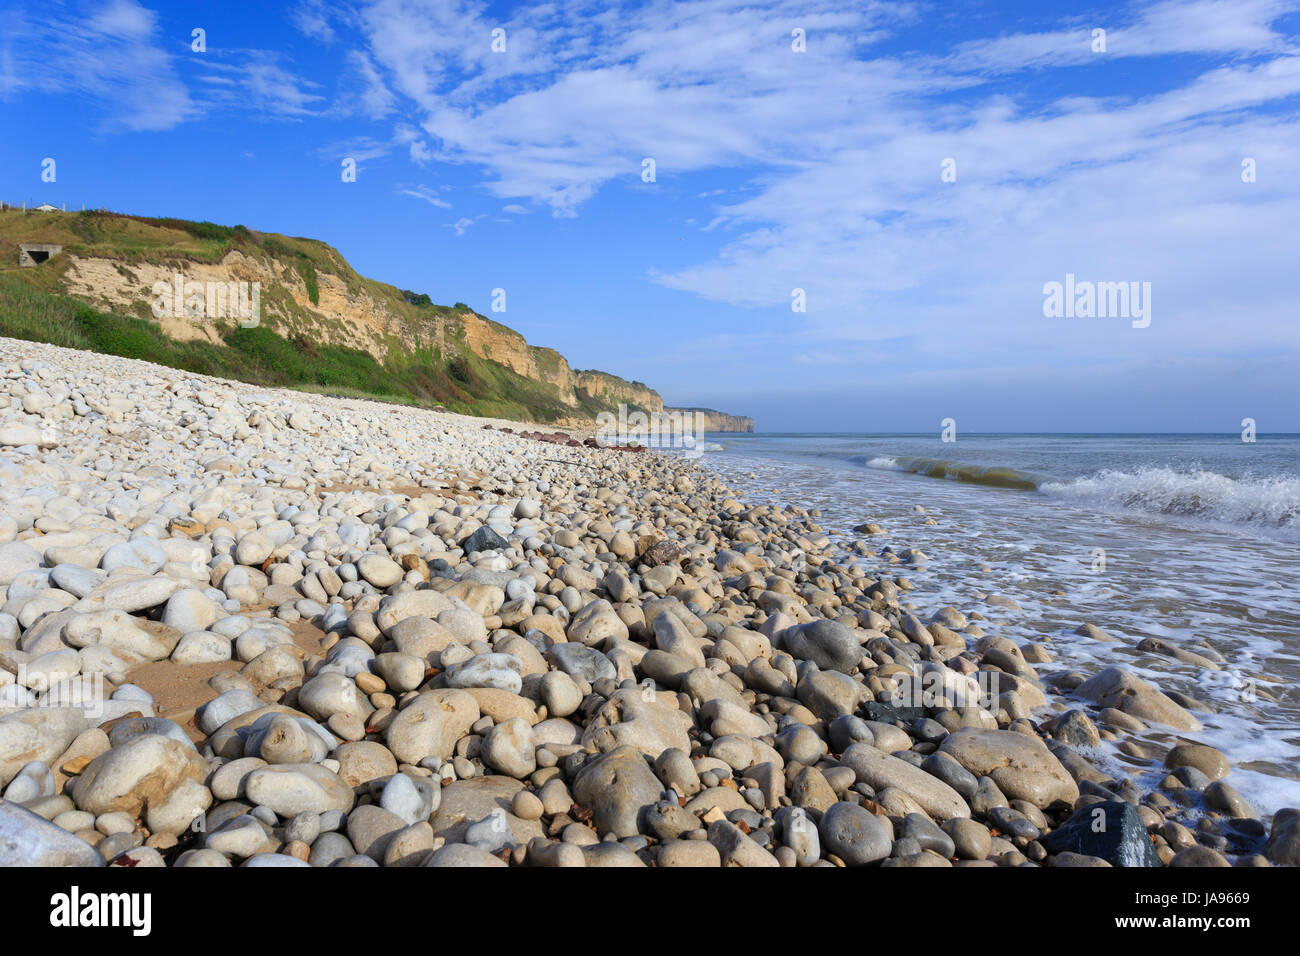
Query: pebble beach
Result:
<box><xmin>1</xmin><ymin>335</ymin><xmax>1296</xmax><ymax>869</ymax></box>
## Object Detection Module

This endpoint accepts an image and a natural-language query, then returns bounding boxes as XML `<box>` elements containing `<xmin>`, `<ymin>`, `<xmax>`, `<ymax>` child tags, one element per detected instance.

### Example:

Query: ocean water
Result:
<box><xmin>696</xmin><ymin>433</ymin><xmax>1300</xmax><ymax>817</ymax></box>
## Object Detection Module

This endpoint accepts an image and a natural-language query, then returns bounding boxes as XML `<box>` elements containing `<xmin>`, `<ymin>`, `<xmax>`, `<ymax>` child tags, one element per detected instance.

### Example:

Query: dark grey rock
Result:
<box><xmin>786</xmin><ymin>620</ymin><xmax>863</xmax><ymax>673</ymax></box>
<box><xmin>1052</xmin><ymin>709</ymin><xmax>1101</xmax><ymax>748</ymax></box>
<box><xmin>643</xmin><ymin>801</ymin><xmax>699</xmax><ymax>841</ymax></box>
<box><xmin>1040</xmin><ymin>800</ymin><xmax>1160</xmax><ymax>867</ymax></box>
<box><xmin>922</xmin><ymin>752</ymin><xmax>979</xmax><ymax>800</ymax></box>
<box><xmin>1263</xmin><ymin>808</ymin><xmax>1300</xmax><ymax>865</ymax></box>
<box><xmin>900</xmin><ymin>812</ymin><xmax>955</xmax><ymax>858</ymax></box>
<box><xmin>862</xmin><ymin>700</ymin><xmax>927</xmax><ymax>724</ymax></box>
<box><xmin>989</xmin><ymin>805</ymin><xmax>1041</xmax><ymax>840</ymax></box>
<box><xmin>461</xmin><ymin>527</ymin><xmax>509</xmax><ymax>555</ymax></box>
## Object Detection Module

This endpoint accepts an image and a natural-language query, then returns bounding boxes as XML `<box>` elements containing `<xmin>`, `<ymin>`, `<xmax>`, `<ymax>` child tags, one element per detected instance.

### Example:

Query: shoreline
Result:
<box><xmin>0</xmin><ymin>336</ymin><xmax>1294</xmax><ymax>867</ymax></box>
<box><xmin>698</xmin><ymin>443</ymin><xmax>1300</xmax><ymax>817</ymax></box>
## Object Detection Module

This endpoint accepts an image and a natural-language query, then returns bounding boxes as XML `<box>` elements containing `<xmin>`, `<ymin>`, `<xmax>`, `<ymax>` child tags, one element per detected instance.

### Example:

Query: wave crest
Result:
<box><xmin>1040</xmin><ymin>467</ymin><xmax>1300</xmax><ymax>530</ymax></box>
<box><xmin>855</xmin><ymin>455</ymin><xmax>1040</xmax><ymax>490</ymax></box>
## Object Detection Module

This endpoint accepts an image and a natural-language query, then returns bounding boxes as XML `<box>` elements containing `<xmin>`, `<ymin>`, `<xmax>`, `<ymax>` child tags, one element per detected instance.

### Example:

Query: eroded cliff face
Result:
<box><xmin>460</xmin><ymin>314</ymin><xmax>571</xmax><ymax>394</ymax></box>
<box><xmin>54</xmin><ymin>248</ymin><xmax>665</xmax><ymax>413</ymax></box>
<box><xmin>575</xmin><ymin>371</ymin><xmax>663</xmax><ymax>413</ymax></box>
<box><xmin>665</xmin><ymin>407</ymin><xmax>755</xmax><ymax>432</ymax></box>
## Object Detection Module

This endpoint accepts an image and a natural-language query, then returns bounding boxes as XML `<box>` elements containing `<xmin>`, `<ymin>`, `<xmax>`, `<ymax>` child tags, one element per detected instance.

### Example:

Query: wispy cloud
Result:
<box><xmin>446</xmin><ymin>214</ymin><xmax>484</xmax><ymax>235</ymax></box>
<box><xmin>948</xmin><ymin>0</ymin><xmax>1300</xmax><ymax>72</ymax></box>
<box><xmin>393</xmin><ymin>124</ymin><xmax>432</xmax><ymax>163</ymax></box>
<box><xmin>399</xmin><ymin>183</ymin><xmax>452</xmax><ymax>207</ymax></box>
<box><xmin>319</xmin><ymin>135</ymin><xmax>394</xmax><ymax>167</ymax></box>
<box><xmin>231</xmin><ymin>51</ymin><xmax>326</xmax><ymax>117</ymax></box>
<box><xmin>291</xmin><ymin>0</ymin><xmax>339</xmax><ymax>43</ymax></box>
<box><xmin>340</xmin><ymin>0</ymin><xmax>1300</xmax><ymax>374</ymax></box>
<box><xmin>340</xmin><ymin>50</ymin><xmax>397</xmax><ymax>119</ymax></box>
<box><xmin>0</xmin><ymin>0</ymin><xmax>195</xmax><ymax>131</ymax></box>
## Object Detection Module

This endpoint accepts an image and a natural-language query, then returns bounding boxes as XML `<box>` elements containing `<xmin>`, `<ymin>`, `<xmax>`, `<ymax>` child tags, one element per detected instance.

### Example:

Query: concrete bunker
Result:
<box><xmin>18</xmin><ymin>243</ymin><xmax>62</xmax><ymax>267</ymax></box>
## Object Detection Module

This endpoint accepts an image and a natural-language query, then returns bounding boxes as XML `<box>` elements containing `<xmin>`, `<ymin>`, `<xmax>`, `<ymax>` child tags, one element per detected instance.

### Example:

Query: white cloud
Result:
<box><xmin>89</xmin><ymin>0</ymin><xmax>157</xmax><ymax>38</ymax></box>
<box><xmin>343</xmin><ymin>0</ymin><xmax>1300</xmax><ymax>381</ymax></box>
<box><xmin>400</xmin><ymin>184</ymin><xmax>452</xmax><ymax>208</ymax></box>
<box><xmin>291</xmin><ymin>0</ymin><xmax>339</xmax><ymax>43</ymax></box>
<box><xmin>409</xmin><ymin>140</ymin><xmax>433</xmax><ymax>163</ymax></box>
<box><xmin>240</xmin><ymin>52</ymin><xmax>326</xmax><ymax>116</ymax></box>
<box><xmin>341</xmin><ymin>50</ymin><xmax>397</xmax><ymax>119</ymax></box>
<box><xmin>0</xmin><ymin>0</ymin><xmax>195</xmax><ymax>131</ymax></box>
<box><xmin>322</xmin><ymin>135</ymin><xmax>394</xmax><ymax>163</ymax></box>
<box><xmin>1</xmin><ymin>1</ymin><xmax>328</xmax><ymax>129</ymax></box>
<box><xmin>443</xmin><ymin>213</ymin><xmax>488</xmax><ymax>235</ymax></box>
<box><xmin>502</xmin><ymin>204</ymin><xmax>529</xmax><ymax>214</ymax></box>
<box><xmin>948</xmin><ymin>0</ymin><xmax>1300</xmax><ymax>72</ymax></box>
<box><xmin>392</xmin><ymin>123</ymin><xmax>434</xmax><ymax>163</ymax></box>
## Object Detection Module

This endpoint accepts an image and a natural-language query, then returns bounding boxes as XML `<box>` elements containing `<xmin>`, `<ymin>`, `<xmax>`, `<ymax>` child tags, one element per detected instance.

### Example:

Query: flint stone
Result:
<box><xmin>708</xmin><ymin>818</ymin><xmax>780</xmax><ymax>867</ymax></box>
<box><xmin>444</xmin><ymin>653</ymin><xmax>523</xmax><ymax>694</ymax></box>
<box><xmin>572</xmin><ymin>746</ymin><xmax>663</xmax><ymax>839</ymax></box>
<box><xmin>581</xmin><ymin>688</ymin><xmax>692</xmax><ymax>758</ymax></box>
<box><xmin>481</xmin><ymin>717</ymin><xmax>536</xmax><ymax>779</ymax></box>
<box><xmin>429</xmin><ymin>776</ymin><xmax>544</xmax><ymax>845</ymax></box>
<box><xmin>1074</xmin><ymin>667</ymin><xmax>1201</xmax><ymax>731</ymax></box>
<box><xmin>841</xmin><ymin>743</ymin><xmax>970</xmax><ymax>820</ymax></box>
<box><xmin>937</xmin><ymin>728</ymin><xmax>1080</xmax><ymax>808</ymax></box>
<box><xmin>72</xmin><ymin>576</ymin><xmax>185</xmax><ymax>615</ymax></box>
<box><xmin>819</xmin><ymin>801</ymin><xmax>892</xmax><ymax>866</ymax></box>
<box><xmin>243</xmin><ymin>764</ymin><xmax>355</xmax><ymax>816</ymax></box>
<box><xmin>347</xmin><ymin>803</ymin><xmax>408</xmax><ymax>861</ymax></box>
<box><xmin>0</xmin><ymin>707</ymin><xmax>91</xmax><ymax>786</ymax></box>
<box><xmin>380</xmin><ymin>772</ymin><xmax>438</xmax><ymax>825</ymax></box>
<box><xmin>1040</xmin><ymin>801</ymin><xmax>1160</xmax><ymax>867</ymax></box>
<box><xmin>73</xmin><ymin>734</ymin><xmax>207</xmax><ymax>817</ymax></box>
<box><xmin>385</xmin><ymin>689</ymin><xmax>480</xmax><ymax>765</ymax></box>
<box><xmin>547</xmin><ymin>643</ymin><xmax>616</xmax><ymax>684</ymax></box>
<box><xmin>786</xmin><ymin>619</ymin><xmax>863</xmax><ymax>673</ymax></box>
<box><xmin>0</xmin><ymin>798</ymin><xmax>104</xmax><ymax>866</ymax></box>
<box><xmin>425</xmin><ymin>843</ymin><xmax>508</xmax><ymax>867</ymax></box>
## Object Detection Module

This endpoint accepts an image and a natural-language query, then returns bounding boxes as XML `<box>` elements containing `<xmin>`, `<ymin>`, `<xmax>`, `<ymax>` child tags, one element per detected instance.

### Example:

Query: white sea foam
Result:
<box><xmin>1042</xmin><ymin>467</ymin><xmax>1300</xmax><ymax>533</ymax></box>
<box><xmin>865</xmin><ymin>455</ymin><xmax>903</xmax><ymax>470</ymax></box>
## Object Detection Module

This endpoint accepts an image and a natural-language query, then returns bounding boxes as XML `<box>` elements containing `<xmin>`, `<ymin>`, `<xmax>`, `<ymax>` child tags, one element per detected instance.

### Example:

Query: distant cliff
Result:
<box><xmin>666</xmin><ymin>406</ymin><xmax>754</xmax><ymax>432</ymax></box>
<box><xmin>574</xmin><ymin>370</ymin><xmax>663</xmax><ymax>414</ymax></box>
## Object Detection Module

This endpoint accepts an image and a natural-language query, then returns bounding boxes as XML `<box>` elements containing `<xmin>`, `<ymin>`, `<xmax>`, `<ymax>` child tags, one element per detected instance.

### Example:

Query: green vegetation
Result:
<box><xmin>296</xmin><ymin>259</ymin><xmax>319</xmax><ymax>305</ymax></box>
<box><xmin>0</xmin><ymin>273</ymin><xmax>592</xmax><ymax>421</ymax></box>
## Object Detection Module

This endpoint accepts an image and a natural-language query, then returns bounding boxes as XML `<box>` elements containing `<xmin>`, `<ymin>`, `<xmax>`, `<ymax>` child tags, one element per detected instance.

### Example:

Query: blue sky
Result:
<box><xmin>3</xmin><ymin>0</ymin><xmax>1299</xmax><ymax>432</ymax></box>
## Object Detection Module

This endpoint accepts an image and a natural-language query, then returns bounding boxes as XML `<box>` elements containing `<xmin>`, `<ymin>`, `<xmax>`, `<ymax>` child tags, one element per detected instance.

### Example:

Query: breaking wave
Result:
<box><xmin>1040</xmin><ymin>467</ymin><xmax>1300</xmax><ymax>531</ymax></box>
<box><xmin>855</xmin><ymin>455</ymin><xmax>1041</xmax><ymax>490</ymax></box>
<box><xmin>855</xmin><ymin>457</ymin><xmax>1299</xmax><ymax>532</ymax></box>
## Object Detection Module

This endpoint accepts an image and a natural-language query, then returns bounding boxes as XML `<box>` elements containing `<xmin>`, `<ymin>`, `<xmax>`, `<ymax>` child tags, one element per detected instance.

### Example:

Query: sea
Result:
<box><xmin>695</xmin><ymin>433</ymin><xmax>1300</xmax><ymax>818</ymax></box>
